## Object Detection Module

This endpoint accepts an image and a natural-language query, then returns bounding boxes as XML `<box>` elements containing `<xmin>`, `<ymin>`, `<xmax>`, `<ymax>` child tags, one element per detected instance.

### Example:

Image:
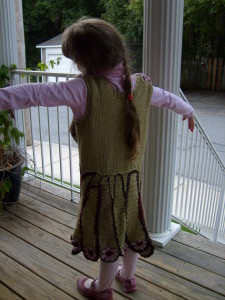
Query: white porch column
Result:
<box><xmin>142</xmin><ymin>0</ymin><xmax>184</xmax><ymax>246</ymax></box>
<box><xmin>15</xmin><ymin>0</ymin><xmax>26</xmax><ymax>69</ymax></box>
<box><xmin>14</xmin><ymin>0</ymin><xmax>32</xmax><ymax>146</ymax></box>
<box><xmin>0</xmin><ymin>0</ymin><xmax>18</xmax><ymax>66</ymax></box>
<box><xmin>0</xmin><ymin>0</ymin><xmax>24</xmax><ymax>148</ymax></box>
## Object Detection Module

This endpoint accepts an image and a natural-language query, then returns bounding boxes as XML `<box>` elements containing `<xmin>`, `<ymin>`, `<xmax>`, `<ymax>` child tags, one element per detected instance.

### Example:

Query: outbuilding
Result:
<box><xmin>36</xmin><ymin>33</ymin><xmax>79</xmax><ymax>80</ymax></box>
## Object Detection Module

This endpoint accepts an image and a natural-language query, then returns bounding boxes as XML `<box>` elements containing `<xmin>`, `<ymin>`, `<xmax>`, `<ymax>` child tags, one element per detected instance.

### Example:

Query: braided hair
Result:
<box><xmin>122</xmin><ymin>58</ymin><xmax>141</xmax><ymax>159</ymax></box>
<box><xmin>62</xmin><ymin>18</ymin><xmax>140</xmax><ymax>159</ymax></box>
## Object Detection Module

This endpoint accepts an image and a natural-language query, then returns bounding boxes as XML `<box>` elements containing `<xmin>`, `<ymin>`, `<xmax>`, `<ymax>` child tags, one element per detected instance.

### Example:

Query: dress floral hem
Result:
<box><xmin>70</xmin><ymin>169</ymin><xmax>154</xmax><ymax>262</ymax></box>
<box><xmin>71</xmin><ymin>237</ymin><xmax>154</xmax><ymax>262</ymax></box>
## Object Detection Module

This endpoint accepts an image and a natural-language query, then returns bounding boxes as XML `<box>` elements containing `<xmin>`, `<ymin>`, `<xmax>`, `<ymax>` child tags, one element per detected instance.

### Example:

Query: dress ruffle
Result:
<box><xmin>71</xmin><ymin>169</ymin><xmax>154</xmax><ymax>262</ymax></box>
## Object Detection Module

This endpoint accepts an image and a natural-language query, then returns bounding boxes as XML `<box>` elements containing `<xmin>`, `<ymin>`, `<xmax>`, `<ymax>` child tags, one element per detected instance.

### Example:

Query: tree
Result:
<box><xmin>22</xmin><ymin>0</ymin><xmax>144</xmax><ymax>71</ymax></box>
<box><xmin>23</xmin><ymin>0</ymin><xmax>224</xmax><ymax>70</ymax></box>
<box><xmin>102</xmin><ymin>0</ymin><xmax>142</xmax><ymax>43</ymax></box>
<box><xmin>102</xmin><ymin>0</ymin><xmax>143</xmax><ymax>71</ymax></box>
<box><xmin>128</xmin><ymin>0</ymin><xmax>143</xmax><ymax>24</ymax></box>
<box><xmin>22</xmin><ymin>0</ymin><xmax>105</xmax><ymax>68</ymax></box>
<box><xmin>23</xmin><ymin>0</ymin><xmax>63</xmax><ymax>68</ymax></box>
<box><xmin>182</xmin><ymin>0</ymin><xmax>225</xmax><ymax>60</ymax></box>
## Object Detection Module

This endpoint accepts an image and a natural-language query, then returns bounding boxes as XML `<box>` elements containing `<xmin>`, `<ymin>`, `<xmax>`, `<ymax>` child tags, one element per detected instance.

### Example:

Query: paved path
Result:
<box><xmin>185</xmin><ymin>90</ymin><xmax>225</xmax><ymax>165</ymax></box>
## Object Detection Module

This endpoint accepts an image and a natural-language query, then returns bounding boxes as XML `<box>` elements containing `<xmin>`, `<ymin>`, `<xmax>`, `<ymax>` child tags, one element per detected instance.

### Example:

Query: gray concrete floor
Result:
<box><xmin>184</xmin><ymin>90</ymin><xmax>225</xmax><ymax>165</ymax></box>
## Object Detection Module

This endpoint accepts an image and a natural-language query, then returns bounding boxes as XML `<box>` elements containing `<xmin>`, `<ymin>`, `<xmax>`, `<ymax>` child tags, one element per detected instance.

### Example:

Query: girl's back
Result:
<box><xmin>75</xmin><ymin>75</ymin><xmax>152</xmax><ymax>174</ymax></box>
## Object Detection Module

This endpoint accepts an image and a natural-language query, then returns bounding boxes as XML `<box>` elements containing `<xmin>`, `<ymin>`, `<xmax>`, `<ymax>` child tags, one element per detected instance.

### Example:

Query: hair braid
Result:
<box><xmin>62</xmin><ymin>18</ymin><xmax>141</xmax><ymax>159</ymax></box>
<box><xmin>123</xmin><ymin>59</ymin><xmax>141</xmax><ymax>159</ymax></box>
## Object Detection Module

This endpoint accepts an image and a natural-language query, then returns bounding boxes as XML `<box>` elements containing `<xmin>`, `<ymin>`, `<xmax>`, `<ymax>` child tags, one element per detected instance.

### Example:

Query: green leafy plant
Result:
<box><xmin>28</xmin><ymin>57</ymin><xmax>62</xmax><ymax>83</ymax></box>
<box><xmin>37</xmin><ymin>57</ymin><xmax>62</xmax><ymax>71</ymax></box>
<box><xmin>0</xmin><ymin>178</ymin><xmax>12</xmax><ymax>200</ymax></box>
<box><xmin>0</xmin><ymin>64</ymin><xmax>25</xmax><ymax>210</ymax></box>
<box><xmin>0</xmin><ymin>64</ymin><xmax>17</xmax><ymax>88</ymax></box>
<box><xmin>0</xmin><ymin>110</ymin><xmax>24</xmax><ymax>148</ymax></box>
<box><xmin>0</xmin><ymin>58</ymin><xmax>62</xmax><ymax>210</ymax></box>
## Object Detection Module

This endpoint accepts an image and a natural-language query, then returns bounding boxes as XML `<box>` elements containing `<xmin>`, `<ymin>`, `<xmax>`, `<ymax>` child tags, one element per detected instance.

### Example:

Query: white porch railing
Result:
<box><xmin>11</xmin><ymin>70</ymin><xmax>225</xmax><ymax>243</ymax></box>
<box><xmin>173</xmin><ymin>90</ymin><xmax>225</xmax><ymax>243</ymax></box>
<box><xmin>11</xmin><ymin>69</ymin><xmax>80</xmax><ymax>202</ymax></box>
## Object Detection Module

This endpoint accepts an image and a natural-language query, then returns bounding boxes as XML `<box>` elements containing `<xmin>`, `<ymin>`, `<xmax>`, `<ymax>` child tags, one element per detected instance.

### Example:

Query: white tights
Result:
<box><xmin>119</xmin><ymin>247</ymin><xmax>139</xmax><ymax>280</ymax></box>
<box><xmin>84</xmin><ymin>248</ymin><xmax>139</xmax><ymax>291</ymax></box>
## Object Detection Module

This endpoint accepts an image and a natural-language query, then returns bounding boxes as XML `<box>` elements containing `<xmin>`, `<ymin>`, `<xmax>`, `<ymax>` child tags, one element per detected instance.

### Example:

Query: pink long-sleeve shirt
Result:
<box><xmin>0</xmin><ymin>63</ymin><xmax>194</xmax><ymax>121</ymax></box>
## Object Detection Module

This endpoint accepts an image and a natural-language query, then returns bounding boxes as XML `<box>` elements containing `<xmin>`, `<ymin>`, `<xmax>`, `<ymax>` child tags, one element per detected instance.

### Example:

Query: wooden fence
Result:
<box><xmin>181</xmin><ymin>58</ymin><xmax>225</xmax><ymax>91</ymax></box>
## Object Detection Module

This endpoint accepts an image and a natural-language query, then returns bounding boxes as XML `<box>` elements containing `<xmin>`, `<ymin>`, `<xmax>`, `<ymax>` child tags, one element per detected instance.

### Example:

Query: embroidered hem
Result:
<box><xmin>71</xmin><ymin>237</ymin><xmax>154</xmax><ymax>262</ymax></box>
<box><xmin>71</xmin><ymin>169</ymin><xmax>154</xmax><ymax>262</ymax></box>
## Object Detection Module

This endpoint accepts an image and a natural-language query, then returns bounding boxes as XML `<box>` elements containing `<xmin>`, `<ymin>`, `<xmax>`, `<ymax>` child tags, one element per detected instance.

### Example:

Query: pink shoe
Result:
<box><xmin>116</xmin><ymin>265</ymin><xmax>137</xmax><ymax>293</ymax></box>
<box><xmin>77</xmin><ymin>276</ymin><xmax>113</xmax><ymax>300</ymax></box>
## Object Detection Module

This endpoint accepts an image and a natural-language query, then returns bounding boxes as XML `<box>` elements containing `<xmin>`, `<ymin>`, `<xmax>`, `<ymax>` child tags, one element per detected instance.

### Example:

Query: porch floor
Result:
<box><xmin>0</xmin><ymin>182</ymin><xmax>225</xmax><ymax>300</ymax></box>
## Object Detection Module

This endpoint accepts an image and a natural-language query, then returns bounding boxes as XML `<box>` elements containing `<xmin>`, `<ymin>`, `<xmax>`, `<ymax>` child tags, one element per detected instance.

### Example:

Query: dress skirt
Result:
<box><xmin>71</xmin><ymin>169</ymin><xmax>154</xmax><ymax>262</ymax></box>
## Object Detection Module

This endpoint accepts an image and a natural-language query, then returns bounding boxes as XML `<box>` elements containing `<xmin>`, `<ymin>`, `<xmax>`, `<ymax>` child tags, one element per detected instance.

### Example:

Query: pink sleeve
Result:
<box><xmin>0</xmin><ymin>78</ymin><xmax>87</xmax><ymax>121</ymax></box>
<box><xmin>151</xmin><ymin>86</ymin><xmax>194</xmax><ymax>118</ymax></box>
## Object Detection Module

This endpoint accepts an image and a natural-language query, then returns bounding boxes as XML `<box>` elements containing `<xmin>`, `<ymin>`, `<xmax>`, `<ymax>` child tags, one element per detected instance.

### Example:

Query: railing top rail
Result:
<box><xmin>180</xmin><ymin>88</ymin><xmax>225</xmax><ymax>171</ymax></box>
<box><xmin>11</xmin><ymin>69</ymin><xmax>76</xmax><ymax>78</ymax></box>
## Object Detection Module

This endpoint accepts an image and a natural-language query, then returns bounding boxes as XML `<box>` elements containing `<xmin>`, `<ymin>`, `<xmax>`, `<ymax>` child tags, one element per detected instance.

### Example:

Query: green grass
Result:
<box><xmin>172</xmin><ymin>219</ymin><xmax>197</xmax><ymax>235</ymax></box>
<box><xmin>27</xmin><ymin>169</ymin><xmax>80</xmax><ymax>190</ymax></box>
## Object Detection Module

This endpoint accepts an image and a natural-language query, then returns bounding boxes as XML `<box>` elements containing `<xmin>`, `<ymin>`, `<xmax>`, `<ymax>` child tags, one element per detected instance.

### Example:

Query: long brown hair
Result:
<box><xmin>62</xmin><ymin>18</ymin><xmax>140</xmax><ymax>159</ymax></box>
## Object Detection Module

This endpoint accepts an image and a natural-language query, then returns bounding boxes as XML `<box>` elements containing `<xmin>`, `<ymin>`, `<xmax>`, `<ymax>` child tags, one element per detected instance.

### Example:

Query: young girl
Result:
<box><xmin>0</xmin><ymin>18</ymin><xmax>194</xmax><ymax>300</ymax></box>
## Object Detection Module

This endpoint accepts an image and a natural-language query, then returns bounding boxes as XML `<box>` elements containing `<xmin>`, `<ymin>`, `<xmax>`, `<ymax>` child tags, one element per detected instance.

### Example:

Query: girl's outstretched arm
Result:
<box><xmin>0</xmin><ymin>78</ymin><xmax>87</xmax><ymax>121</ymax></box>
<box><xmin>151</xmin><ymin>86</ymin><xmax>195</xmax><ymax>132</ymax></box>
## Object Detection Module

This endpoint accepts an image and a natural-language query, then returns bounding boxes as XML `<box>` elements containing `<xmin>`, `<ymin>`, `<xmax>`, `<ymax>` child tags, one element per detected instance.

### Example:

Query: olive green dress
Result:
<box><xmin>70</xmin><ymin>75</ymin><xmax>154</xmax><ymax>262</ymax></box>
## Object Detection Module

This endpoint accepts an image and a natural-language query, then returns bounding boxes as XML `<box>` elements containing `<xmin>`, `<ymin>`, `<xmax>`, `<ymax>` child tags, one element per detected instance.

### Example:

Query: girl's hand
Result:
<box><xmin>182</xmin><ymin>115</ymin><xmax>195</xmax><ymax>132</ymax></box>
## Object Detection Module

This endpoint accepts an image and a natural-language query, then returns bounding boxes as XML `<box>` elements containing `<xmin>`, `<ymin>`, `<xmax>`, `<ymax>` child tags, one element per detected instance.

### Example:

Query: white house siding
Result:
<box><xmin>39</xmin><ymin>46</ymin><xmax>80</xmax><ymax>82</ymax></box>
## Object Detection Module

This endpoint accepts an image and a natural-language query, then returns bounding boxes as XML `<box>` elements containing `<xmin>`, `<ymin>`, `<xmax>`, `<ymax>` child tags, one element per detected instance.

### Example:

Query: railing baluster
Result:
<box><xmin>188</xmin><ymin>127</ymin><xmax>199</xmax><ymax>226</ymax></box>
<box><xmin>57</xmin><ymin>106</ymin><xmax>63</xmax><ymax>184</ymax></box>
<box><xmin>198</xmin><ymin>142</ymin><xmax>211</xmax><ymax>232</ymax></box>
<box><xmin>67</xmin><ymin>107</ymin><xmax>76</xmax><ymax>202</ymax></box>
<box><xmin>218</xmin><ymin>183</ymin><xmax>225</xmax><ymax>241</ymax></box>
<box><xmin>209</xmin><ymin>162</ymin><xmax>222</xmax><ymax>236</ymax></box>
<box><xmin>212</xmin><ymin>172</ymin><xmax>225</xmax><ymax>242</ymax></box>
<box><xmin>179</xmin><ymin>126</ymin><xmax>189</xmax><ymax>221</ymax></box>
<box><xmin>55</xmin><ymin>76</ymin><xmax>64</xmax><ymax>184</ymax></box>
<box><xmin>47</xmin><ymin>107</ymin><xmax>54</xmax><ymax>180</ymax></box>
<box><xmin>27</xmin><ymin>74</ymin><xmax>38</xmax><ymax>175</ymax></box>
<box><xmin>195</xmin><ymin>134</ymin><xmax>207</xmax><ymax>231</ymax></box>
<box><xmin>203</xmin><ymin>153</ymin><xmax>217</xmax><ymax>236</ymax></box>
<box><xmin>174</xmin><ymin>120</ymin><xmax>185</xmax><ymax>217</ymax></box>
<box><xmin>18</xmin><ymin>73</ymin><xmax>26</xmax><ymax>152</ymax></box>
<box><xmin>38</xmin><ymin>106</ymin><xmax>45</xmax><ymax>177</ymax></box>
<box><xmin>184</xmin><ymin>124</ymin><xmax>194</xmax><ymax>222</ymax></box>
<box><xmin>29</xmin><ymin>107</ymin><xmax>37</xmax><ymax>175</ymax></box>
<box><xmin>209</xmin><ymin>156</ymin><xmax>221</xmax><ymax>236</ymax></box>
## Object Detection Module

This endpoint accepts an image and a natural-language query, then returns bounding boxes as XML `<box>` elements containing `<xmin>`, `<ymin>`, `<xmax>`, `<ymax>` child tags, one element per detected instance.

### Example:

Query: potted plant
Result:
<box><xmin>0</xmin><ymin>58</ymin><xmax>62</xmax><ymax>210</ymax></box>
<box><xmin>0</xmin><ymin>64</ymin><xmax>26</xmax><ymax>210</ymax></box>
